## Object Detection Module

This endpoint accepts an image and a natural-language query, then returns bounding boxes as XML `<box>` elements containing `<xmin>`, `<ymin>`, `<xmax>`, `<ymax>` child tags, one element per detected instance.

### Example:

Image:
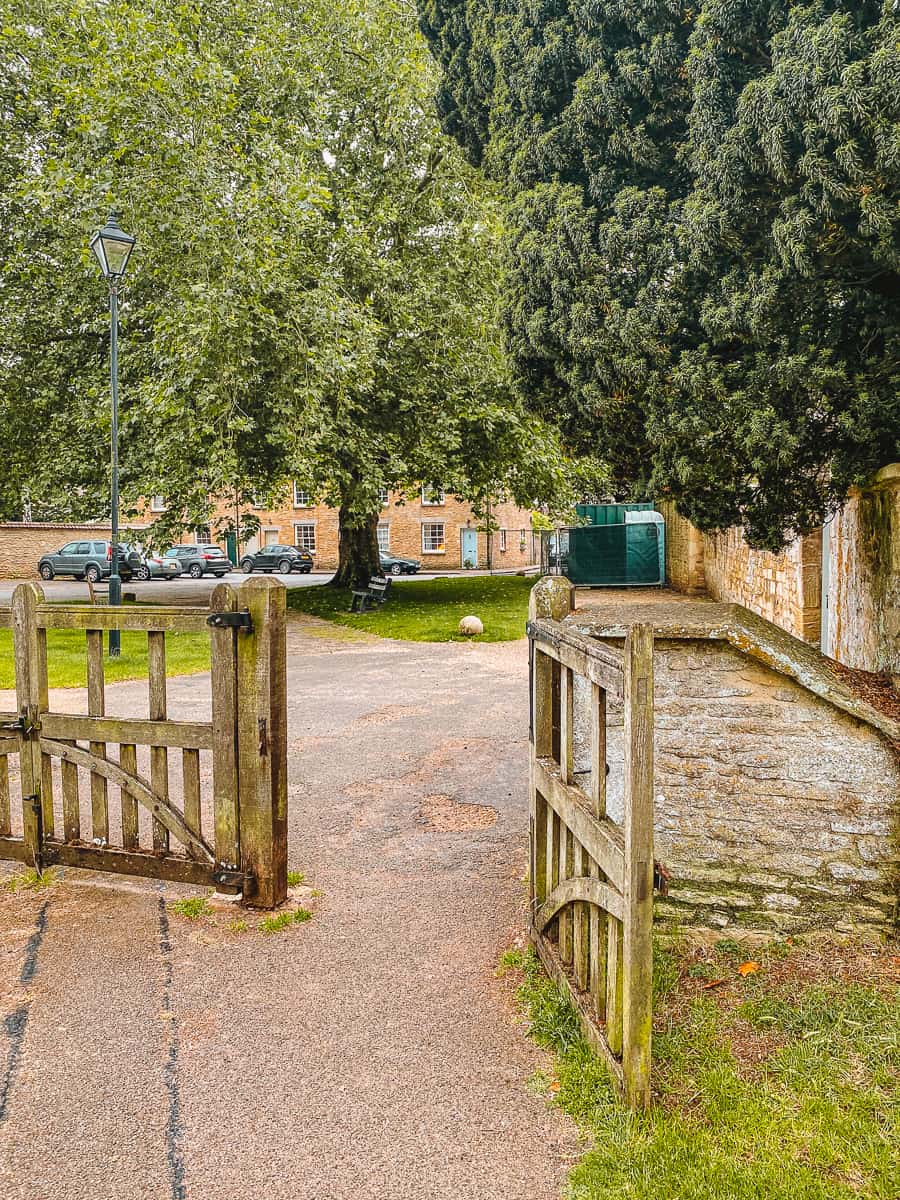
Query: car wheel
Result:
<box><xmin>278</xmin><ymin>558</ymin><xmax>292</xmax><ymax>573</ymax></box>
<box><xmin>391</xmin><ymin>564</ymin><xmax>403</xmax><ymax>576</ymax></box>
<box><xmin>241</xmin><ymin>559</ymin><xmax>254</xmax><ymax>574</ymax></box>
<box><xmin>188</xmin><ymin>563</ymin><xmax>203</xmax><ymax>579</ymax></box>
<box><xmin>38</xmin><ymin>563</ymin><xmax>54</xmax><ymax>581</ymax></box>
<box><xmin>303</xmin><ymin>567</ymin><xmax>311</xmax><ymax>574</ymax></box>
<box><xmin>134</xmin><ymin>565</ymin><xmax>151</xmax><ymax>581</ymax></box>
<box><xmin>84</xmin><ymin>565</ymin><xmax>101</xmax><ymax>583</ymax></box>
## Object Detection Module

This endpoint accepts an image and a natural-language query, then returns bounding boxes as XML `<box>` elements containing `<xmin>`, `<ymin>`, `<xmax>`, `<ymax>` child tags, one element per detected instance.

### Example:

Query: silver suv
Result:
<box><xmin>165</xmin><ymin>544</ymin><xmax>232</xmax><ymax>579</ymax></box>
<box><xmin>38</xmin><ymin>540</ymin><xmax>138</xmax><ymax>582</ymax></box>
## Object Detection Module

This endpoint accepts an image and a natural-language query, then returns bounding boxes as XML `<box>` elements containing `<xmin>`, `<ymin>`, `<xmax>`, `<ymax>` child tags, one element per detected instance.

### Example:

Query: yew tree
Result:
<box><xmin>418</xmin><ymin>0</ymin><xmax>900</xmax><ymax>549</ymax></box>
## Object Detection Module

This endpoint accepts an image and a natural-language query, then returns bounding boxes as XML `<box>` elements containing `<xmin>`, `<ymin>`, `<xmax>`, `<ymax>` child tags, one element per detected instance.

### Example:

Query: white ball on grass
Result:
<box><xmin>458</xmin><ymin>615</ymin><xmax>484</xmax><ymax>636</ymax></box>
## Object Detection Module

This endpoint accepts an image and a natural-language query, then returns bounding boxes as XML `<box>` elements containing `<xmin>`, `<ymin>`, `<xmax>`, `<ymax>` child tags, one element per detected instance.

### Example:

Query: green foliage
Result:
<box><xmin>286</xmin><ymin>574</ymin><xmax>534</xmax><ymax>640</ymax></box>
<box><xmin>2</xmin><ymin>867</ymin><xmax>59</xmax><ymax>892</ymax></box>
<box><xmin>286</xmin><ymin>870</ymin><xmax>306</xmax><ymax>887</ymax></box>
<box><xmin>418</xmin><ymin>0</ymin><xmax>900</xmax><ymax>548</ymax></box>
<box><xmin>168</xmin><ymin>896</ymin><xmax>213</xmax><ymax>920</ymax></box>
<box><xmin>507</xmin><ymin>945</ymin><xmax>899</xmax><ymax>1199</ymax></box>
<box><xmin>259</xmin><ymin>907</ymin><xmax>312</xmax><ymax>933</ymax></box>
<box><xmin>0</xmin><ymin>0</ymin><xmax>575</xmax><ymax>574</ymax></box>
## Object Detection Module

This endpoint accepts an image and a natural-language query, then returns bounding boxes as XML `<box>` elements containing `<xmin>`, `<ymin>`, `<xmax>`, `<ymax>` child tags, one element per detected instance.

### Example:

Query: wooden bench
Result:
<box><xmin>350</xmin><ymin>575</ymin><xmax>392</xmax><ymax>613</ymax></box>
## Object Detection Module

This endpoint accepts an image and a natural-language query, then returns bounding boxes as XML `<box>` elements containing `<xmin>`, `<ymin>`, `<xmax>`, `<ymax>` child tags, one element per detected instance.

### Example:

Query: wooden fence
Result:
<box><xmin>528</xmin><ymin>616</ymin><xmax>654</xmax><ymax>1109</ymax></box>
<box><xmin>0</xmin><ymin>578</ymin><xmax>287</xmax><ymax>907</ymax></box>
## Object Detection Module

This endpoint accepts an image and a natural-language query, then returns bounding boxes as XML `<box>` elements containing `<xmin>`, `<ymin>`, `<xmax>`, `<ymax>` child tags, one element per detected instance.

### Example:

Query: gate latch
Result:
<box><xmin>206</xmin><ymin>609</ymin><xmax>253</xmax><ymax>633</ymax></box>
<box><xmin>0</xmin><ymin>713</ymin><xmax>39</xmax><ymax>736</ymax></box>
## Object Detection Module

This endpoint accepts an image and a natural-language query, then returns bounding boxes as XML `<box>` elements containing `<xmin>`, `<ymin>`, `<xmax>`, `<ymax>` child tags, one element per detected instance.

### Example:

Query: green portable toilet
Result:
<box><xmin>561</xmin><ymin>510</ymin><xmax>665</xmax><ymax>586</ymax></box>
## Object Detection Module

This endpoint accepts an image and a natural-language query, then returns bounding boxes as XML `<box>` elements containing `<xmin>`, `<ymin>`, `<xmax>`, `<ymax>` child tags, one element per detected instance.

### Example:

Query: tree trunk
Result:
<box><xmin>330</xmin><ymin>504</ymin><xmax>382</xmax><ymax>587</ymax></box>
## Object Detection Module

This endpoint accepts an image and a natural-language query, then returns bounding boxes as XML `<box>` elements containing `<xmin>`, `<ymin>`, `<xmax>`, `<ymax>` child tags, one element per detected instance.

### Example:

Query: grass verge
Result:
<box><xmin>286</xmin><ymin>574</ymin><xmax>535</xmax><ymax>641</ymax></box>
<box><xmin>503</xmin><ymin>940</ymin><xmax>899</xmax><ymax>1199</ymax></box>
<box><xmin>0</xmin><ymin>626</ymin><xmax>210</xmax><ymax>688</ymax></box>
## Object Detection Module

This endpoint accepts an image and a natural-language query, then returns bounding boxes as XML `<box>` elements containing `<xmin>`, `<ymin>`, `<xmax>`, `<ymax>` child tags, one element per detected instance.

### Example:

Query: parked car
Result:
<box><xmin>379</xmin><ymin>553</ymin><xmax>420</xmax><ymax>576</ymax></box>
<box><xmin>240</xmin><ymin>545</ymin><xmax>314</xmax><ymax>574</ymax></box>
<box><xmin>165</xmin><ymin>544</ymin><xmax>232</xmax><ymax>579</ymax></box>
<box><xmin>38</xmin><ymin>539</ymin><xmax>139</xmax><ymax>582</ymax></box>
<box><xmin>128</xmin><ymin>547</ymin><xmax>182</xmax><ymax>581</ymax></box>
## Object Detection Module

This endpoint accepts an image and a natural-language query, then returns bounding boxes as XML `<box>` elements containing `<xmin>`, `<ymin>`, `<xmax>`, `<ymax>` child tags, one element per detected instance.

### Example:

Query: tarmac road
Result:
<box><xmin>0</xmin><ymin>621</ymin><xmax>577</xmax><ymax>1200</ymax></box>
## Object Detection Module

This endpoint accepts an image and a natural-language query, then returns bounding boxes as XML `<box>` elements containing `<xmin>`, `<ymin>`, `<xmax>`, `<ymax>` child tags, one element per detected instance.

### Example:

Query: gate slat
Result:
<box><xmin>573</xmin><ymin>842</ymin><xmax>589</xmax><ymax>989</ymax></box>
<box><xmin>119</xmin><ymin>743</ymin><xmax>139</xmax><ymax>849</ymax></box>
<box><xmin>86</xmin><ymin>630</ymin><xmax>109</xmax><ymax>842</ymax></box>
<box><xmin>182</xmin><ymin>749</ymin><xmax>201</xmax><ymax>840</ymax></box>
<box><xmin>210</xmin><ymin>584</ymin><xmax>240</xmax><ymax>873</ymax></box>
<box><xmin>0</xmin><ymin>755</ymin><xmax>10</xmax><ymax>836</ymax></box>
<box><xmin>606</xmin><ymin>916</ymin><xmax>623</xmax><ymax>1055</ymax></box>
<box><xmin>148</xmin><ymin>632</ymin><xmax>169</xmax><ymax>852</ymax></box>
<box><xmin>61</xmin><ymin>743</ymin><xmax>80</xmax><ymax>842</ymax></box>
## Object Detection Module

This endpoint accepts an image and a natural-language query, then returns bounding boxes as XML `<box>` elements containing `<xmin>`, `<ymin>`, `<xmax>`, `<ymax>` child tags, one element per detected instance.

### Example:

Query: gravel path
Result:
<box><xmin>0</xmin><ymin>627</ymin><xmax>578</xmax><ymax>1199</ymax></box>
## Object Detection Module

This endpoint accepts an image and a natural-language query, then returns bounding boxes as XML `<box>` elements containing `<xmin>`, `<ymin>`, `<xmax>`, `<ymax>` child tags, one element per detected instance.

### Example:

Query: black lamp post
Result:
<box><xmin>90</xmin><ymin>211</ymin><xmax>135</xmax><ymax>657</ymax></box>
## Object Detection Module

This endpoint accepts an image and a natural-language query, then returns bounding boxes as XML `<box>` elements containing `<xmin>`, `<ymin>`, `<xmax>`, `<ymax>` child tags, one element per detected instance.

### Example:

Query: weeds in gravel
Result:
<box><xmin>229</xmin><ymin>919</ymin><xmax>248</xmax><ymax>933</ymax></box>
<box><xmin>259</xmin><ymin>907</ymin><xmax>312</xmax><ymax>934</ymax></box>
<box><xmin>2</xmin><ymin>866</ymin><xmax>60</xmax><ymax>892</ymax></box>
<box><xmin>286</xmin><ymin>870</ymin><xmax>305</xmax><ymax>886</ymax></box>
<box><xmin>168</xmin><ymin>895</ymin><xmax>213</xmax><ymax>920</ymax></box>
<box><xmin>504</xmin><ymin>941</ymin><xmax>899</xmax><ymax>1200</ymax></box>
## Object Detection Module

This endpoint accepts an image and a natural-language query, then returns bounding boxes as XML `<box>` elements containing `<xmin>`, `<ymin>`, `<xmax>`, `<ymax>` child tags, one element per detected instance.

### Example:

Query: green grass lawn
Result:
<box><xmin>0</xmin><ymin>627</ymin><xmax>210</xmax><ymax>689</ymax></box>
<box><xmin>502</xmin><ymin>940</ymin><xmax>898</xmax><ymax>1200</ymax></box>
<box><xmin>286</xmin><ymin>574</ymin><xmax>536</xmax><ymax>641</ymax></box>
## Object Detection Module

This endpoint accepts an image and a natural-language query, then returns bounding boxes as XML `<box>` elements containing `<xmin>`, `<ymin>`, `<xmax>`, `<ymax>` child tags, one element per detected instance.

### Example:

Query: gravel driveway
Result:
<box><xmin>0</xmin><ymin>624</ymin><xmax>577</xmax><ymax>1199</ymax></box>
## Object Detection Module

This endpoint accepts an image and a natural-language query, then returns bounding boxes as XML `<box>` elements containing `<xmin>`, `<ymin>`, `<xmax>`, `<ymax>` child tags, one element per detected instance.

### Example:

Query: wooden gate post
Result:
<box><xmin>622</xmin><ymin>623</ymin><xmax>654</xmax><ymax>1109</ymax></box>
<box><xmin>11</xmin><ymin>583</ymin><xmax>49</xmax><ymax>868</ymax></box>
<box><xmin>236</xmin><ymin>577</ymin><xmax>288</xmax><ymax>907</ymax></box>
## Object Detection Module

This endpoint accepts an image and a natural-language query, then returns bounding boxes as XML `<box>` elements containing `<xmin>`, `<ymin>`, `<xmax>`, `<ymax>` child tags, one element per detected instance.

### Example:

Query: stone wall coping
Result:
<box><xmin>568</xmin><ymin>596</ymin><xmax>900</xmax><ymax>745</ymax></box>
<box><xmin>0</xmin><ymin>522</ymin><xmax>149</xmax><ymax>531</ymax></box>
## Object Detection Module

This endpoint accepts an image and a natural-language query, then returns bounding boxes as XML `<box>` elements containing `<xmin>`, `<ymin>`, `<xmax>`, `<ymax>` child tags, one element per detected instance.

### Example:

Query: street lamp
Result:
<box><xmin>90</xmin><ymin>211</ymin><xmax>135</xmax><ymax>657</ymax></box>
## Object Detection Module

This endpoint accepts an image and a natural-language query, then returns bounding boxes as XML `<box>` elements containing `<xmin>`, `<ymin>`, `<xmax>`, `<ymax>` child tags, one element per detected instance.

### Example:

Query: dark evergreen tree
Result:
<box><xmin>418</xmin><ymin>0</ymin><xmax>900</xmax><ymax>549</ymax></box>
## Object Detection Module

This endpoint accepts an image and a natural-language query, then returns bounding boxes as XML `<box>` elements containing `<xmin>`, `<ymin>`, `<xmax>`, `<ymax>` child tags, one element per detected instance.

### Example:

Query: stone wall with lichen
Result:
<box><xmin>825</xmin><ymin>467</ymin><xmax>900</xmax><ymax>681</ymax></box>
<box><xmin>571</xmin><ymin>638</ymin><xmax>899</xmax><ymax>936</ymax></box>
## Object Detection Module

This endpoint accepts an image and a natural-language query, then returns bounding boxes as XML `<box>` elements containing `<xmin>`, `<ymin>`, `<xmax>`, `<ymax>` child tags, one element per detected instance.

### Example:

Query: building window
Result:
<box><xmin>422</xmin><ymin>522</ymin><xmax>445</xmax><ymax>553</ymax></box>
<box><xmin>194</xmin><ymin>526</ymin><xmax>211</xmax><ymax>544</ymax></box>
<box><xmin>150</xmin><ymin>495</ymin><xmax>165</xmax><ymax>512</ymax></box>
<box><xmin>377</xmin><ymin>522</ymin><xmax>390</xmax><ymax>553</ymax></box>
<box><xmin>519</xmin><ymin>531</ymin><xmax>527</xmax><ymax>553</ymax></box>
<box><xmin>378</xmin><ymin>487</ymin><xmax>389</xmax><ymax>507</ymax></box>
<box><xmin>294</xmin><ymin>523</ymin><xmax>316</xmax><ymax>552</ymax></box>
<box><xmin>251</xmin><ymin>494</ymin><xmax>265</xmax><ymax>510</ymax></box>
<box><xmin>264</xmin><ymin>529</ymin><xmax>279</xmax><ymax>546</ymax></box>
<box><xmin>421</xmin><ymin>484</ymin><xmax>445</xmax><ymax>506</ymax></box>
<box><xmin>293</xmin><ymin>483</ymin><xmax>312</xmax><ymax>508</ymax></box>
<box><xmin>498</xmin><ymin>528</ymin><xmax>507</xmax><ymax>553</ymax></box>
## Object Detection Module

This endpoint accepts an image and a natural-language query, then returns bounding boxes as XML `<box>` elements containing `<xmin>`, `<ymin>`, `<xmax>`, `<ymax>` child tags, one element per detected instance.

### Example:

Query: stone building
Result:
<box><xmin>202</xmin><ymin>484</ymin><xmax>539</xmax><ymax>572</ymax></box>
<box><xmin>659</xmin><ymin>462</ymin><xmax>900</xmax><ymax>682</ymax></box>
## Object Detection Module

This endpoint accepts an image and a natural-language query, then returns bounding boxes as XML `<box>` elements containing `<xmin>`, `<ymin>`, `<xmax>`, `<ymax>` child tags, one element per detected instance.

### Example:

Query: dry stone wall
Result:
<box><xmin>571</xmin><ymin>635</ymin><xmax>899</xmax><ymax>935</ymax></box>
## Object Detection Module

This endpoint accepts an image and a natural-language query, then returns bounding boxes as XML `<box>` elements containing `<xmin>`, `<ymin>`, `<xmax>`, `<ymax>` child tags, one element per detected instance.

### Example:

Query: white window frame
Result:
<box><xmin>377</xmin><ymin>522</ymin><xmax>390</xmax><ymax>553</ymax></box>
<box><xmin>194</xmin><ymin>526</ymin><xmax>212</xmax><ymax>545</ymax></box>
<box><xmin>150</xmin><ymin>495</ymin><xmax>166</xmax><ymax>513</ymax></box>
<box><xmin>421</xmin><ymin>522</ymin><xmax>446</xmax><ymax>554</ymax></box>
<box><xmin>378</xmin><ymin>487</ymin><xmax>389</xmax><ymax>507</ymax></box>
<box><xmin>421</xmin><ymin>485</ymin><xmax>445</xmax><ymax>506</ymax></box>
<box><xmin>498</xmin><ymin>528</ymin><xmax>507</xmax><ymax>553</ymax></box>
<box><xmin>293</xmin><ymin>483</ymin><xmax>312</xmax><ymax>508</ymax></box>
<box><xmin>294</xmin><ymin>522</ymin><xmax>317</xmax><ymax>553</ymax></box>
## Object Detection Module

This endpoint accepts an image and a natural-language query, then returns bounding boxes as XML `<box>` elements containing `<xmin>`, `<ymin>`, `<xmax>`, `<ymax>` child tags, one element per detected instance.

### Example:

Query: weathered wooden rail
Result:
<box><xmin>528</xmin><ymin>612</ymin><xmax>654</xmax><ymax>1109</ymax></box>
<box><xmin>0</xmin><ymin>579</ymin><xmax>287</xmax><ymax>906</ymax></box>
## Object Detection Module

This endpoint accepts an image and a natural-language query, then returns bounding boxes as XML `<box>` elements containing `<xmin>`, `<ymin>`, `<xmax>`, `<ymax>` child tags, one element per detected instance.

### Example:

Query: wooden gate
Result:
<box><xmin>0</xmin><ymin>578</ymin><xmax>286</xmax><ymax>907</ymax></box>
<box><xmin>528</xmin><ymin>615</ymin><xmax>654</xmax><ymax>1109</ymax></box>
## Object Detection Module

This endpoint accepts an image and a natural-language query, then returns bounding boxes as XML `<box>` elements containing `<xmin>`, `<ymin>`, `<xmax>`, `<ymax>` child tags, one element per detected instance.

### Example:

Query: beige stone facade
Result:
<box><xmin>215</xmin><ymin>487</ymin><xmax>539</xmax><ymax>572</ymax></box>
<box><xmin>661</xmin><ymin>464</ymin><xmax>900</xmax><ymax>676</ymax></box>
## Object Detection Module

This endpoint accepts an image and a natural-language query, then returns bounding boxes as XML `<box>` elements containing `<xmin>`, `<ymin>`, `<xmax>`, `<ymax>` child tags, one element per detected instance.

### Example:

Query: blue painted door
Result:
<box><xmin>461</xmin><ymin>528</ymin><xmax>478</xmax><ymax>568</ymax></box>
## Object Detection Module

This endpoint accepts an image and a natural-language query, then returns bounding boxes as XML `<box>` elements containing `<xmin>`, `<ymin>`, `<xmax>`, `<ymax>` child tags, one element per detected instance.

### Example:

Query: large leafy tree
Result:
<box><xmin>0</xmin><ymin>0</ymin><xmax>575</xmax><ymax>581</ymax></box>
<box><xmin>418</xmin><ymin>1</ymin><xmax>900</xmax><ymax>549</ymax></box>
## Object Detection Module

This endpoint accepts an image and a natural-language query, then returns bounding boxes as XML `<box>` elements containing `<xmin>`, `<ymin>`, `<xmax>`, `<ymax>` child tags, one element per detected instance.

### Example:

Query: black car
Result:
<box><xmin>166</xmin><ymin>544</ymin><xmax>232</xmax><ymax>579</ymax></box>
<box><xmin>379</xmin><ymin>553</ymin><xmax>420</xmax><ymax>576</ymax></box>
<box><xmin>240</xmin><ymin>545</ymin><xmax>314</xmax><ymax>574</ymax></box>
<box><xmin>38</xmin><ymin>539</ymin><xmax>140</xmax><ymax>582</ymax></box>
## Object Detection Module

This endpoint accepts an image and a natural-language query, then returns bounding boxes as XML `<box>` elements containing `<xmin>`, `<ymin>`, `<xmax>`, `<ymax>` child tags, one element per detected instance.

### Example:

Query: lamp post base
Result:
<box><xmin>108</xmin><ymin>572</ymin><xmax>122</xmax><ymax>657</ymax></box>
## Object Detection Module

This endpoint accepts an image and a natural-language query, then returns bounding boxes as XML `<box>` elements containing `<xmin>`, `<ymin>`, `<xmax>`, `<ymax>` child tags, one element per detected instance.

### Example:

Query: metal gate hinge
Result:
<box><xmin>206</xmin><ymin>609</ymin><xmax>253</xmax><ymax>632</ymax></box>
<box><xmin>212</xmin><ymin>865</ymin><xmax>256</xmax><ymax>892</ymax></box>
<box><xmin>1</xmin><ymin>713</ymin><xmax>40</xmax><ymax>736</ymax></box>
